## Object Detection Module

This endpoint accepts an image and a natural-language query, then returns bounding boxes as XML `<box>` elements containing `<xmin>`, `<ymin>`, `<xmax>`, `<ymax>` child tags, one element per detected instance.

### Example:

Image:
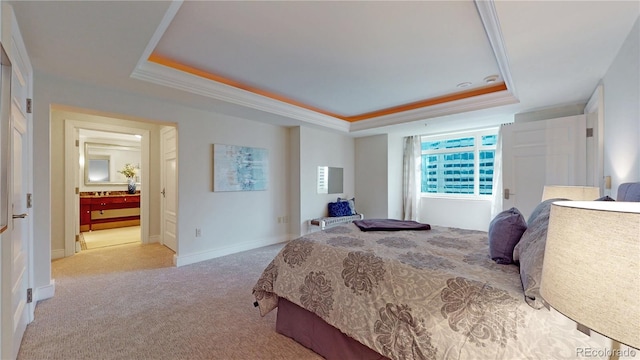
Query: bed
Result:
<box><xmin>253</xmin><ymin>183</ymin><xmax>640</xmax><ymax>360</ymax></box>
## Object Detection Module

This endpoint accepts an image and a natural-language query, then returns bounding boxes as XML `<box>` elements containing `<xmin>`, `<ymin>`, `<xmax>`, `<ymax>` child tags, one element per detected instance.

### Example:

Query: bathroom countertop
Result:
<box><xmin>79</xmin><ymin>191</ymin><xmax>140</xmax><ymax>198</ymax></box>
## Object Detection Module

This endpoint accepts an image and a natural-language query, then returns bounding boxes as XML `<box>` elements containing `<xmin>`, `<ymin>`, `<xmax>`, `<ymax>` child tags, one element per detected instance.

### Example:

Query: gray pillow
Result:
<box><xmin>526</xmin><ymin>198</ymin><xmax>568</xmax><ymax>226</ymax></box>
<box><xmin>488</xmin><ymin>207</ymin><xmax>527</xmax><ymax>264</ymax></box>
<box><xmin>514</xmin><ymin>200</ymin><xmax>558</xmax><ymax>309</ymax></box>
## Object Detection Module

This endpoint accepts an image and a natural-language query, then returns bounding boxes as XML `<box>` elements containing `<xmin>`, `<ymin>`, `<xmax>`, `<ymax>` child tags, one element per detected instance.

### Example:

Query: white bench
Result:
<box><xmin>310</xmin><ymin>214</ymin><xmax>364</xmax><ymax>230</ymax></box>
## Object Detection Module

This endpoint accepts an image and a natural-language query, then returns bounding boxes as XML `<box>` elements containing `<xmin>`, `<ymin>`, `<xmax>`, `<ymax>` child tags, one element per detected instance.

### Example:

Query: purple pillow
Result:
<box><xmin>488</xmin><ymin>207</ymin><xmax>527</xmax><ymax>264</ymax></box>
<box><xmin>328</xmin><ymin>201</ymin><xmax>352</xmax><ymax>217</ymax></box>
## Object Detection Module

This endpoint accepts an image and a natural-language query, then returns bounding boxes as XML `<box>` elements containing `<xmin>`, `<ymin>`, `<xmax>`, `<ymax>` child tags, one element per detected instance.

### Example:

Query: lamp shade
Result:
<box><xmin>540</xmin><ymin>201</ymin><xmax>640</xmax><ymax>349</ymax></box>
<box><xmin>541</xmin><ymin>185</ymin><xmax>600</xmax><ymax>201</ymax></box>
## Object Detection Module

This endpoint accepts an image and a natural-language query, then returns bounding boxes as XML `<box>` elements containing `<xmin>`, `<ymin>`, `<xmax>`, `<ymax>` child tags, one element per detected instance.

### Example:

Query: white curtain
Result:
<box><xmin>490</xmin><ymin>126</ymin><xmax>504</xmax><ymax>219</ymax></box>
<box><xmin>403</xmin><ymin>135</ymin><xmax>422</xmax><ymax>221</ymax></box>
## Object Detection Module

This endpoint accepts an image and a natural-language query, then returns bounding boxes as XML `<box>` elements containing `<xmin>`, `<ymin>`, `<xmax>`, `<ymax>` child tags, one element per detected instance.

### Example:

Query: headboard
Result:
<box><xmin>617</xmin><ymin>182</ymin><xmax>640</xmax><ymax>202</ymax></box>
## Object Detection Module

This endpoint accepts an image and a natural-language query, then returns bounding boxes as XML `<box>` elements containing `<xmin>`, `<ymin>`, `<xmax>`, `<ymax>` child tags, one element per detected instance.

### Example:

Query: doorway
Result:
<box><xmin>77</xmin><ymin>128</ymin><xmax>143</xmax><ymax>251</ymax></box>
<box><xmin>58</xmin><ymin>108</ymin><xmax>178</xmax><ymax>260</ymax></box>
<box><xmin>57</xmin><ymin>109</ymin><xmax>177</xmax><ymax>260</ymax></box>
<box><xmin>64</xmin><ymin>119</ymin><xmax>149</xmax><ymax>257</ymax></box>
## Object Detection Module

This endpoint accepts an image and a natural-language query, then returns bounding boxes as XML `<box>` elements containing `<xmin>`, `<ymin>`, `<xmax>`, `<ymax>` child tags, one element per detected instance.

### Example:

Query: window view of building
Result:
<box><xmin>421</xmin><ymin>131</ymin><xmax>497</xmax><ymax>196</ymax></box>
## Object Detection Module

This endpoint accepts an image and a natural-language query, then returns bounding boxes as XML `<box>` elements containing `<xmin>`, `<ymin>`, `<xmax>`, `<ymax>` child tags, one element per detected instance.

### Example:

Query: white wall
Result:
<box><xmin>603</xmin><ymin>17</ymin><xmax>640</xmax><ymax>196</ymax></box>
<box><xmin>297</xmin><ymin>126</ymin><xmax>355</xmax><ymax>235</ymax></box>
<box><xmin>419</xmin><ymin>198</ymin><xmax>492</xmax><ymax>231</ymax></box>
<box><xmin>32</xmin><ymin>73</ymin><xmax>293</xmax><ymax>292</ymax></box>
<box><xmin>176</xmin><ymin>114</ymin><xmax>290</xmax><ymax>266</ymax></box>
<box><xmin>355</xmin><ymin>135</ymin><xmax>389</xmax><ymax>219</ymax></box>
<box><xmin>289</xmin><ymin>127</ymin><xmax>301</xmax><ymax>236</ymax></box>
<box><xmin>387</xmin><ymin>133</ymin><xmax>404</xmax><ymax>220</ymax></box>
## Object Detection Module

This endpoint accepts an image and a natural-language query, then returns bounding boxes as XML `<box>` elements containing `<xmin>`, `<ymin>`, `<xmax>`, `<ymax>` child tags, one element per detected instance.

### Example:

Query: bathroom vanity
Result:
<box><xmin>80</xmin><ymin>192</ymin><xmax>140</xmax><ymax>231</ymax></box>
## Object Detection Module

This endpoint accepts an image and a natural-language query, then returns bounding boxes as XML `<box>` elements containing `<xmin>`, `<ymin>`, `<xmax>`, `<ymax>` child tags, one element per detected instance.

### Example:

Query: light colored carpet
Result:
<box><xmin>82</xmin><ymin>226</ymin><xmax>140</xmax><ymax>250</ymax></box>
<box><xmin>18</xmin><ymin>242</ymin><xmax>322</xmax><ymax>360</ymax></box>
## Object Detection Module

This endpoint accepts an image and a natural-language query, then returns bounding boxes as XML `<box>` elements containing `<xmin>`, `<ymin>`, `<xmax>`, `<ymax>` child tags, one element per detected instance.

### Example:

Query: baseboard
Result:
<box><xmin>35</xmin><ymin>280</ymin><xmax>55</xmax><ymax>302</ymax></box>
<box><xmin>51</xmin><ymin>248</ymin><xmax>65</xmax><ymax>260</ymax></box>
<box><xmin>174</xmin><ymin>236</ymin><xmax>289</xmax><ymax>267</ymax></box>
<box><xmin>148</xmin><ymin>234</ymin><xmax>160</xmax><ymax>243</ymax></box>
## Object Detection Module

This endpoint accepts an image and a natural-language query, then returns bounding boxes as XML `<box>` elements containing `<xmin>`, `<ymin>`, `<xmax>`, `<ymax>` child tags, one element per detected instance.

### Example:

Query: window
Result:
<box><xmin>421</xmin><ymin>129</ymin><xmax>497</xmax><ymax>196</ymax></box>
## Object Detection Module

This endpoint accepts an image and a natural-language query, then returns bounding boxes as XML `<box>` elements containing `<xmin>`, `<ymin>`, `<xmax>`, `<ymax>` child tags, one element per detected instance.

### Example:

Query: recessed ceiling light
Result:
<box><xmin>484</xmin><ymin>75</ymin><xmax>499</xmax><ymax>84</ymax></box>
<box><xmin>457</xmin><ymin>82</ymin><xmax>472</xmax><ymax>88</ymax></box>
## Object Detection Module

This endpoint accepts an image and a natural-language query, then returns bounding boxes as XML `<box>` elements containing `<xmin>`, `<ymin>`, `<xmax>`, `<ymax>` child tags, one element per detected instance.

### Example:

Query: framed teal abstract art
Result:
<box><xmin>213</xmin><ymin>144</ymin><xmax>269</xmax><ymax>192</ymax></box>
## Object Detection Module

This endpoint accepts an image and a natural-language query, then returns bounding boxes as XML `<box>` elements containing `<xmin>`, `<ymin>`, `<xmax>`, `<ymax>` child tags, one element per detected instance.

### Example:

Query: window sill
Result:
<box><xmin>420</xmin><ymin>194</ymin><xmax>493</xmax><ymax>201</ymax></box>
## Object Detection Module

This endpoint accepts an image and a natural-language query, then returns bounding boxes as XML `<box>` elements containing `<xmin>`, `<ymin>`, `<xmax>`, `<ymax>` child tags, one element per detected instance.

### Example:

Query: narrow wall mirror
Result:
<box><xmin>87</xmin><ymin>156</ymin><xmax>110</xmax><ymax>182</ymax></box>
<box><xmin>317</xmin><ymin>166</ymin><xmax>343</xmax><ymax>194</ymax></box>
<box><xmin>84</xmin><ymin>142</ymin><xmax>141</xmax><ymax>185</ymax></box>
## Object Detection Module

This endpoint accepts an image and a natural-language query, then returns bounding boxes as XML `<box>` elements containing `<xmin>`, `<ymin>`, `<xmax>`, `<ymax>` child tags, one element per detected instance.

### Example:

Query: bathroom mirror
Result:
<box><xmin>84</xmin><ymin>142</ymin><xmax>141</xmax><ymax>185</ymax></box>
<box><xmin>87</xmin><ymin>157</ymin><xmax>110</xmax><ymax>182</ymax></box>
<box><xmin>317</xmin><ymin>166</ymin><xmax>343</xmax><ymax>194</ymax></box>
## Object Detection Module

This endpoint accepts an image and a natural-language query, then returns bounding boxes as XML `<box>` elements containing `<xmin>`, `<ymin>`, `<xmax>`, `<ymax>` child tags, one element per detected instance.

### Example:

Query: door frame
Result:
<box><xmin>64</xmin><ymin>119</ymin><xmax>150</xmax><ymax>257</ymax></box>
<box><xmin>584</xmin><ymin>84</ymin><xmax>605</xmax><ymax>193</ymax></box>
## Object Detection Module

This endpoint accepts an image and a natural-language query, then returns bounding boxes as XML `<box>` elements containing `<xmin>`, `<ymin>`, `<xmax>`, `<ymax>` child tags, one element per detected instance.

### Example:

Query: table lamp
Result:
<box><xmin>540</xmin><ymin>201</ymin><xmax>639</xmax><ymax>351</ymax></box>
<box><xmin>541</xmin><ymin>185</ymin><xmax>600</xmax><ymax>201</ymax></box>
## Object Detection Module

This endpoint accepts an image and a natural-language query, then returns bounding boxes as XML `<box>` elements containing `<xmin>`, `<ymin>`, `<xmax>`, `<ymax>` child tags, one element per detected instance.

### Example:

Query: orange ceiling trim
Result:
<box><xmin>148</xmin><ymin>53</ymin><xmax>343</xmax><ymax>118</ymax></box>
<box><xmin>149</xmin><ymin>53</ymin><xmax>507</xmax><ymax>122</ymax></box>
<box><xmin>343</xmin><ymin>82</ymin><xmax>507</xmax><ymax>122</ymax></box>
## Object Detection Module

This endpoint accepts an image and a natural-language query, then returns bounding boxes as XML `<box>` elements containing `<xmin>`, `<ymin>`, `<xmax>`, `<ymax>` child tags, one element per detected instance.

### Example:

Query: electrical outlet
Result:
<box><xmin>195</xmin><ymin>228</ymin><xmax>202</xmax><ymax>237</ymax></box>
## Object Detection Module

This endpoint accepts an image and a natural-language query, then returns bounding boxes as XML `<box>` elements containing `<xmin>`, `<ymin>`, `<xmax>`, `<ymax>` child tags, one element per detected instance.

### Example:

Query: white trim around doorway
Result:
<box><xmin>63</xmin><ymin>120</ymin><xmax>150</xmax><ymax>258</ymax></box>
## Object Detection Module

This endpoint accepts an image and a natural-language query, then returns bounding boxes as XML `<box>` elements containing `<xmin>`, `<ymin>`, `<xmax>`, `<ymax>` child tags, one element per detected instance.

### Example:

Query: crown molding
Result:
<box><xmin>134</xmin><ymin>0</ymin><xmax>183</xmax><ymax>72</ymax></box>
<box><xmin>131</xmin><ymin>61</ymin><xmax>351</xmax><ymax>132</ymax></box>
<box><xmin>475</xmin><ymin>0</ymin><xmax>518</xmax><ymax>100</ymax></box>
<box><xmin>132</xmin><ymin>58</ymin><xmax>515</xmax><ymax>134</ymax></box>
<box><xmin>132</xmin><ymin>0</ymin><xmax>516</xmax><ymax>134</ymax></box>
<box><xmin>348</xmin><ymin>90</ymin><xmax>518</xmax><ymax>132</ymax></box>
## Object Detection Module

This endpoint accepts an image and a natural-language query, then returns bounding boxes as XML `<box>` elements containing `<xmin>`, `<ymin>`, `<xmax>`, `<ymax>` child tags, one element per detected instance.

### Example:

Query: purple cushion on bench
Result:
<box><xmin>353</xmin><ymin>219</ymin><xmax>430</xmax><ymax>231</ymax></box>
<box><xmin>328</xmin><ymin>201</ymin><xmax>352</xmax><ymax>217</ymax></box>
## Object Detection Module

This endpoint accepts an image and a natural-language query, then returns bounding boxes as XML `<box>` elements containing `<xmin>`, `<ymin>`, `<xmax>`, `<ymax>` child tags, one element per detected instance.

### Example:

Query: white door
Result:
<box><xmin>502</xmin><ymin>115</ymin><xmax>587</xmax><ymax>220</ymax></box>
<box><xmin>1</xmin><ymin>103</ymin><xmax>30</xmax><ymax>360</ymax></box>
<box><xmin>161</xmin><ymin>127</ymin><xmax>177</xmax><ymax>252</ymax></box>
<box><xmin>1</xmin><ymin>27</ymin><xmax>32</xmax><ymax>358</ymax></box>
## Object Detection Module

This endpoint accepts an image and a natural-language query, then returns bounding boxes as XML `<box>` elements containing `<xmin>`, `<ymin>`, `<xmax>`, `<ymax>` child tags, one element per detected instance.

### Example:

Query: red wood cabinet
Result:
<box><xmin>80</xmin><ymin>198</ymin><xmax>92</xmax><ymax>231</ymax></box>
<box><xmin>79</xmin><ymin>195</ymin><xmax>140</xmax><ymax>231</ymax></box>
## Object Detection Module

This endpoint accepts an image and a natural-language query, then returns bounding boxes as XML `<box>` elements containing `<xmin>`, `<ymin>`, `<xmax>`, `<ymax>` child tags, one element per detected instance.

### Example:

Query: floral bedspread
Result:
<box><xmin>253</xmin><ymin>224</ymin><xmax>610</xmax><ymax>360</ymax></box>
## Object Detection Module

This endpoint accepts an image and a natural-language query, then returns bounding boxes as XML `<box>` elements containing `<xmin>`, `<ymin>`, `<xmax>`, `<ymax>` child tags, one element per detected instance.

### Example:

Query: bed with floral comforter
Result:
<box><xmin>253</xmin><ymin>223</ymin><xmax>611</xmax><ymax>360</ymax></box>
